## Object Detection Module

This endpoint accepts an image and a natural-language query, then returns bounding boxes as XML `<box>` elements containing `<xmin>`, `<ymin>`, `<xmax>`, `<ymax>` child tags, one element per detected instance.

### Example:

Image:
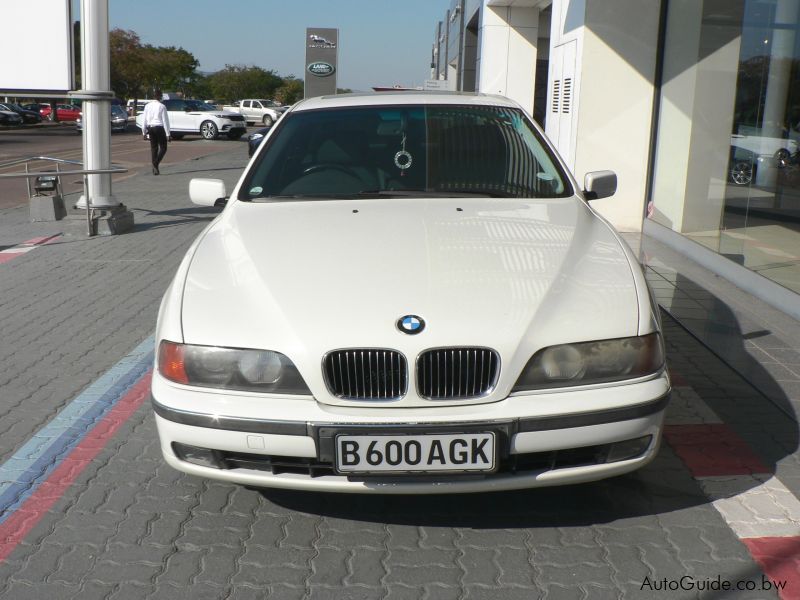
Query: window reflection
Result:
<box><xmin>651</xmin><ymin>0</ymin><xmax>800</xmax><ymax>294</ymax></box>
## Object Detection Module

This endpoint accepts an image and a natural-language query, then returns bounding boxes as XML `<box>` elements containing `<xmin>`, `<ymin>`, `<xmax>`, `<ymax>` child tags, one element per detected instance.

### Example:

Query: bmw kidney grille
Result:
<box><xmin>323</xmin><ymin>349</ymin><xmax>408</xmax><ymax>400</ymax></box>
<box><xmin>417</xmin><ymin>348</ymin><xmax>500</xmax><ymax>400</ymax></box>
<box><xmin>323</xmin><ymin>347</ymin><xmax>500</xmax><ymax>401</ymax></box>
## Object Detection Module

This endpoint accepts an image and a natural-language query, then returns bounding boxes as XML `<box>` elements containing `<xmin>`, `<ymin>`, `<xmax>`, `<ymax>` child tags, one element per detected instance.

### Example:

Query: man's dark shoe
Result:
<box><xmin>153</xmin><ymin>166</ymin><xmax>160</xmax><ymax>175</ymax></box>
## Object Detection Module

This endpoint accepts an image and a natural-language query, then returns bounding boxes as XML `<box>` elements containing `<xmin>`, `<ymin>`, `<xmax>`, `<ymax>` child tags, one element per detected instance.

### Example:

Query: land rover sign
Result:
<box><xmin>305</xmin><ymin>27</ymin><xmax>338</xmax><ymax>97</ymax></box>
<box><xmin>307</xmin><ymin>62</ymin><xmax>335</xmax><ymax>77</ymax></box>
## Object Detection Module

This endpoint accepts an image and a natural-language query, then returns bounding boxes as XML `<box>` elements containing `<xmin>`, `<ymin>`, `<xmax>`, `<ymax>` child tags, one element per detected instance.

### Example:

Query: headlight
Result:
<box><xmin>512</xmin><ymin>333</ymin><xmax>665</xmax><ymax>391</ymax></box>
<box><xmin>158</xmin><ymin>341</ymin><xmax>311</xmax><ymax>394</ymax></box>
<box><xmin>250</xmin><ymin>133</ymin><xmax>264</xmax><ymax>141</ymax></box>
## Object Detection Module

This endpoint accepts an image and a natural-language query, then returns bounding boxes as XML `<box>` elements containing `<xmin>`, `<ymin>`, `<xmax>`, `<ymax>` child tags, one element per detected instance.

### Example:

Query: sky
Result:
<box><xmin>80</xmin><ymin>0</ymin><xmax>451</xmax><ymax>92</ymax></box>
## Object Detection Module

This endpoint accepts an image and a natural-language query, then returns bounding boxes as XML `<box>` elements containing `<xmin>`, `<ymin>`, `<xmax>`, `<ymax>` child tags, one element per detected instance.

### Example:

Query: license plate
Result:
<box><xmin>335</xmin><ymin>432</ymin><xmax>495</xmax><ymax>474</ymax></box>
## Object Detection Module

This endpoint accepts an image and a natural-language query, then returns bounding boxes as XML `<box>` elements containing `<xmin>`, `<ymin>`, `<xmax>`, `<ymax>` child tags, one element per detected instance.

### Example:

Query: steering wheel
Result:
<box><xmin>303</xmin><ymin>164</ymin><xmax>360</xmax><ymax>178</ymax></box>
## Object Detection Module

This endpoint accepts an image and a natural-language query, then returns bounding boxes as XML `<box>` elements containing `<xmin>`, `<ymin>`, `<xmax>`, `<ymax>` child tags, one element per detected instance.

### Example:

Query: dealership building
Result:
<box><xmin>430</xmin><ymin>0</ymin><xmax>800</xmax><ymax>318</ymax></box>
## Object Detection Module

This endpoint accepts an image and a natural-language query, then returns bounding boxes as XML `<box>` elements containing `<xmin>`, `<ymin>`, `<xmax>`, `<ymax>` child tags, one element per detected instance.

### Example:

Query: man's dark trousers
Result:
<box><xmin>148</xmin><ymin>126</ymin><xmax>168</xmax><ymax>172</ymax></box>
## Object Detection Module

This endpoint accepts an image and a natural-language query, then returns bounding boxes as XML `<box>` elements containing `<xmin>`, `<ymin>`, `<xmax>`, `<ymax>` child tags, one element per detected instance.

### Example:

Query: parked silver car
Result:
<box><xmin>76</xmin><ymin>104</ymin><xmax>129</xmax><ymax>133</ymax></box>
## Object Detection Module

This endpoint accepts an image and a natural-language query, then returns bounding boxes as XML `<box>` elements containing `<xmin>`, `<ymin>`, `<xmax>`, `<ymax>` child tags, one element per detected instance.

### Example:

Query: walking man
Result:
<box><xmin>141</xmin><ymin>90</ymin><xmax>171</xmax><ymax>175</ymax></box>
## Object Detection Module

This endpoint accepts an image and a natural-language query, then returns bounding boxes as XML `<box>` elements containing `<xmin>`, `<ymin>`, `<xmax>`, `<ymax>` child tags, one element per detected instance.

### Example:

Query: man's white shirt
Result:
<box><xmin>142</xmin><ymin>101</ymin><xmax>171</xmax><ymax>136</ymax></box>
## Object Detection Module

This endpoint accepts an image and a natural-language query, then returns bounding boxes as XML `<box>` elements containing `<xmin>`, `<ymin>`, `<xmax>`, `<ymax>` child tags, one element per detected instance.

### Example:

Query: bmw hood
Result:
<box><xmin>180</xmin><ymin>197</ymin><xmax>642</xmax><ymax>404</ymax></box>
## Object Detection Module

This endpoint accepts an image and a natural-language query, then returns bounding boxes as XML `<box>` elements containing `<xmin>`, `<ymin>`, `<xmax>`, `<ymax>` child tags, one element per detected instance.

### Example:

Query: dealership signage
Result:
<box><xmin>305</xmin><ymin>28</ymin><xmax>338</xmax><ymax>98</ymax></box>
<box><xmin>307</xmin><ymin>62</ymin><xmax>335</xmax><ymax>77</ymax></box>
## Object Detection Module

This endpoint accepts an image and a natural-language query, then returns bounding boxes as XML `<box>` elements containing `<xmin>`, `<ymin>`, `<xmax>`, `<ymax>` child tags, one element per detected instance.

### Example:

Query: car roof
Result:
<box><xmin>292</xmin><ymin>91</ymin><xmax>521</xmax><ymax>112</ymax></box>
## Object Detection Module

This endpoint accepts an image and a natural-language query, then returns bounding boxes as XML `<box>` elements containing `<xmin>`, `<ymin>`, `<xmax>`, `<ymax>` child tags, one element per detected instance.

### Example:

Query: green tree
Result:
<box><xmin>275</xmin><ymin>77</ymin><xmax>304</xmax><ymax>105</ymax></box>
<box><xmin>208</xmin><ymin>65</ymin><xmax>283</xmax><ymax>102</ymax></box>
<box><xmin>110</xmin><ymin>29</ymin><xmax>150</xmax><ymax>101</ymax></box>
<box><xmin>110</xmin><ymin>29</ymin><xmax>199</xmax><ymax>103</ymax></box>
<box><xmin>144</xmin><ymin>45</ymin><xmax>199</xmax><ymax>93</ymax></box>
<box><xmin>183</xmin><ymin>73</ymin><xmax>215</xmax><ymax>102</ymax></box>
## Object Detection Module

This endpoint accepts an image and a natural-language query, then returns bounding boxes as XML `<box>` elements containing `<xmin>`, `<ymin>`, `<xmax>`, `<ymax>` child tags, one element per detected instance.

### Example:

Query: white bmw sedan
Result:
<box><xmin>152</xmin><ymin>92</ymin><xmax>670</xmax><ymax>494</ymax></box>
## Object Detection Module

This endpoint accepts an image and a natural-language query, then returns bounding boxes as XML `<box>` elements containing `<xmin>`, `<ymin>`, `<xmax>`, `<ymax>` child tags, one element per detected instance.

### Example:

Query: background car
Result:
<box><xmin>76</xmin><ymin>104</ymin><xmax>129</xmax><ymax>133</ymax></box>
<box><xmin>152</xmin><ymin>92</ymin><xmax>670</xmax><ymax>495</ymax></box>
<box><xmin>40</xmin><ymin>104</ymin><xmax>81</xmax><ymax>122</ymax></box>
<box><xmin>0</xmin><ymin>102</ymin><xmax>42</xmax><ymax>124</ymax></box>
<box><xmin>21</xmin><ymin>102</ymin><xmax>49</xmax><ymax>115</ymax></box>
<box><xmin>0</xmin><ymin>108</ymin><xmax>23</xmax><ymax>126</ymax></box>
<box><xmin>224</xmin><ymin>99</ymin><xmax>288</xmax><ymax>126</ymax></box>
<box><xmin>728</xmin><ymin>145</ymin><xmax>758</xmax><ymax>186</ymax></box>
<box><xmin>247</xmin><ymin>127</ymin><xmax>268</xmax><ymax>156</ymax></box>
<box><xmin>730</xmin><ymin>128</ymin><xmax>799</xmax><ymax>173</ymax></box>
<box><xmin>135</xmin><ymin>98</ymin><xmax>247</xmax><ymax>140</ymax></box>
<box><xmin>126</xmin><ymin>99</ymin><xmax>149</xmax><ymax>115</ymax></box>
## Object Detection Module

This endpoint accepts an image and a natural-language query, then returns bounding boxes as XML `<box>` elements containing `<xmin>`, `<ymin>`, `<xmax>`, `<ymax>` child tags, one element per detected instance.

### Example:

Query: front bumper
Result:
<box><xmin>220</xmin><ymin>122</ymin><xmax>246</xmax><ymax>132</ymax></box>
<box><xmin>152</xmin><ymin>372</ymin><xmax>670</xmax><ymax>493</ymax></box>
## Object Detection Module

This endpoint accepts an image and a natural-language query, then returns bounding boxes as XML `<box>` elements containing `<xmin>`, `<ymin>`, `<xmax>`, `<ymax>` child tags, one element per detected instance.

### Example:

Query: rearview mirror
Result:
<box><xmin>583</xmin><ymin>171</ymin><xmax>617</xmax><ymax>201</ymax></box>
<box><xmin>189</xmin><ymin>178</ymin><xmax>227</xmax><ymax>207</ymax></box>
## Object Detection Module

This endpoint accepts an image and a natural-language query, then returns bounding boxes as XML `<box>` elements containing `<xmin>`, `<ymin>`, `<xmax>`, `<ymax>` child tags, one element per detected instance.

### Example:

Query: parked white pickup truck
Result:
<box><xmin>223</xmin><ymin>99</ymin><xmax>287</xmax><ymax>127</ymax></box>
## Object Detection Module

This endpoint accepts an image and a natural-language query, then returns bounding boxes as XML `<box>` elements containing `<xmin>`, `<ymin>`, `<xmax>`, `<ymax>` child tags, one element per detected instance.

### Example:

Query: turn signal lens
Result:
<box><xmin>155</xmin><ymin>340</ymin><xmax>310</xmax><ymax>394</ymax></box>
<box><xmin>158</xmin><ymin>341</ymin><xmax>189</xmax><ymax>384</ymax></box>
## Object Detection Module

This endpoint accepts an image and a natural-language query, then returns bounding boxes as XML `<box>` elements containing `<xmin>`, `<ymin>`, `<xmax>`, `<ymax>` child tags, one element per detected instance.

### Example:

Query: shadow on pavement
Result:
<box><xmin>131</xmin><ymin>206</ymin><xmax>221</xmax><ymax>231</ymax></box>
<box><xmin>260</xmin><ymin>470</ymin><xmax>706</xmax><ymax>528</ymax></box>
<box><xmin>161</xmin><ymin>166</ymin><xmax>246</xmax><ymax>176</ymax></box>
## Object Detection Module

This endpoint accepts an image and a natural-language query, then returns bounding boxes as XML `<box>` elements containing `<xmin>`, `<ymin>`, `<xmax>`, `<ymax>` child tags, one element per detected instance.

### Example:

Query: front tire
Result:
<box><xmin>200</xmin><ymin>121</ymin><xmax>218</xmax><ymax>140</ymax></box>
<box><xmin>227</xmin><ymin>130</ymin><xmax>245</xmax><ymax>140</ymax></box>
<box><xmin>262</xmin><ymin>114</ymin><xmax>274</xmax><ymax>127</ymax></box>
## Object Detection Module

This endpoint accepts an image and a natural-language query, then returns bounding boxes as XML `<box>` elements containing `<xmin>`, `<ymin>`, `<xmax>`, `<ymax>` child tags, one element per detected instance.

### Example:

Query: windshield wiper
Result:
<box><xmin>357</xmin><ymin>189</ymin><xmax>519</xmax><ymax>198</ymax></box>
<box><xmin>249</xmin><ymin>189</ymin><xmax>523</xmax><ymax>201</ymax></box>
<box><xmin>252</xmin><ymin>194</ymin><xmax>365</xmax><ymax>201</ymax></box>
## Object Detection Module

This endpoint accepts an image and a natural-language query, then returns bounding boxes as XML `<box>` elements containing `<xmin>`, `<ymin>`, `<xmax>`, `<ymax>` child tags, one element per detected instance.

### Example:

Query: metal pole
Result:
<box><xmin>77</xmin><ymin>0</ymin><xmax>117</xmax><ymax>209</ymax></box>
<box><xmin>85</xmin><ymin>174</ymin><xmax>91</xmax><ymax>234</ymax></box>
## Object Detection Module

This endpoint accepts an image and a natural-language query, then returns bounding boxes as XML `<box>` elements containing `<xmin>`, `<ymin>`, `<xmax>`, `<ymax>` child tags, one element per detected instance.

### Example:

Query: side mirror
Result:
<box><xmin>189</xmin><ymin>178</ymin><xmax>227</xmax><ymax>207</ymax></box>
<box><xmin>583</xmin><ymin>170</ymin><xmax>617</xmax><ymax>201</ymax></box>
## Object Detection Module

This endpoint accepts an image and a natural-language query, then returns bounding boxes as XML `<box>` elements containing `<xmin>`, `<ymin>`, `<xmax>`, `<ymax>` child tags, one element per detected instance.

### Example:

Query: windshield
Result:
<box><xmin>186</xmin><ymin>100</ymin><xmax>215</xmax><ymax>111</ymax></box>
<box><xmin>240</xmin><ymin>104</ymin><xmax>571</xmax><ymax>200</ymax></box>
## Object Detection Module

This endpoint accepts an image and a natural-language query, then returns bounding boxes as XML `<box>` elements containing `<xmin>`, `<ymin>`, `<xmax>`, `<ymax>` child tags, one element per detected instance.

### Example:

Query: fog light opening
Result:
<box><xmin>172</xmin><ymin>442</ymin><xmax>225</xmax><ymax>469</ymax></box>
<box><xmin>606</xmin><ymin>436</ymin><xmax>653</xmax><ymax>463</ymax></box>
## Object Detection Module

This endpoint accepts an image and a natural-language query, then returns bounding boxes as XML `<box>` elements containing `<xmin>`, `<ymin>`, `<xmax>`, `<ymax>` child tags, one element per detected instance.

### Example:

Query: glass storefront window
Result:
<box><xmin>650</xmin><ymin>0</ymin><xmax>800</xmax><ymax>294</ymax></box>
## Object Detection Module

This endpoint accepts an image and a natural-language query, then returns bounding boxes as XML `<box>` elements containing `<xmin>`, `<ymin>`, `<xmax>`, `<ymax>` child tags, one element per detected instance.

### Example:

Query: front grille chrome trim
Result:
<box><xmin>416</xmin><ymin>347</ymin><xmax>500</xmax><ymax>401</ymax></box>
<box><xmin>323</xmin><ymin>348</ymin><xmax>408</xmax><ymax>400</ymax></box>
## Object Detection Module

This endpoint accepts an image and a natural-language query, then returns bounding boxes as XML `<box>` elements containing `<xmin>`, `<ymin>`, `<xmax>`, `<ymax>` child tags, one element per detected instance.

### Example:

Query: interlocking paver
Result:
<box><xmin>346</xmin><ymin>548</ymin><xmax>386</xmax><ymax>587</ymax></box>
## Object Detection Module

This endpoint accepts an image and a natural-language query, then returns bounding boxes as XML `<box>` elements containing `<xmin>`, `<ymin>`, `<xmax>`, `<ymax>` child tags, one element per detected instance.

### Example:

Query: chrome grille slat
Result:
<box><xmin>345</xmin><ymin>352</ymin><xmax>352</xmax><ymax>397</ymax></box>
<box><xmin>324</xmin><ymin>349</ymin><xmax>407</xmax><ymax>400</ymax></box>
<box><xmin>416</xmin><ymin>347</ymin><xmax>499</xmax><ymax>400</ymax></box>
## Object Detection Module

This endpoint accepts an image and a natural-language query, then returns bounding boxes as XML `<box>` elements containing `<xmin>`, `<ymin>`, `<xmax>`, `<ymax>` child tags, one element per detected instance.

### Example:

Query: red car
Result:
<box><xmin>40</xmin><ymin>103</ymin><xmax>81</xmax><ymax>122</ymax></box>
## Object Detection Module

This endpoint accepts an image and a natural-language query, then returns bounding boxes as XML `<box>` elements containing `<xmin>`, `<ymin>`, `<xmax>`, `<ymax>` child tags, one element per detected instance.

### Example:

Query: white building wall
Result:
<box><xmin>471</xmin><ymin>0</ymin><xmax>661</xmax><ymax>232</ymax></box>
<box><xmin>547</xmin><ymin>0</ymin><xmax>660</xmax><ymax>232</ymax></box>
<box><xmin>577</xmin><ymin>0</ymin><xmax>661</xmax><ymax>231</ymax></box>
<box><xmin>546</xmin><ymin>0</ymin><xmax>584</xmax><ymax>169</ymax></box>
<box><xmin>477</xmin><ymin>5</ymin><xmax>539</xmax><ymax>114</ymax></box>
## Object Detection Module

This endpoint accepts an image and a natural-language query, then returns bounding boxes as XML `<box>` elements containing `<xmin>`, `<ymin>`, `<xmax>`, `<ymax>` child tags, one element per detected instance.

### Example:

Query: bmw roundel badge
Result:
<box><xmin>397</xmin><ymin>315</ymin><xmax>425</xmax><ymax>335</ymax></box>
